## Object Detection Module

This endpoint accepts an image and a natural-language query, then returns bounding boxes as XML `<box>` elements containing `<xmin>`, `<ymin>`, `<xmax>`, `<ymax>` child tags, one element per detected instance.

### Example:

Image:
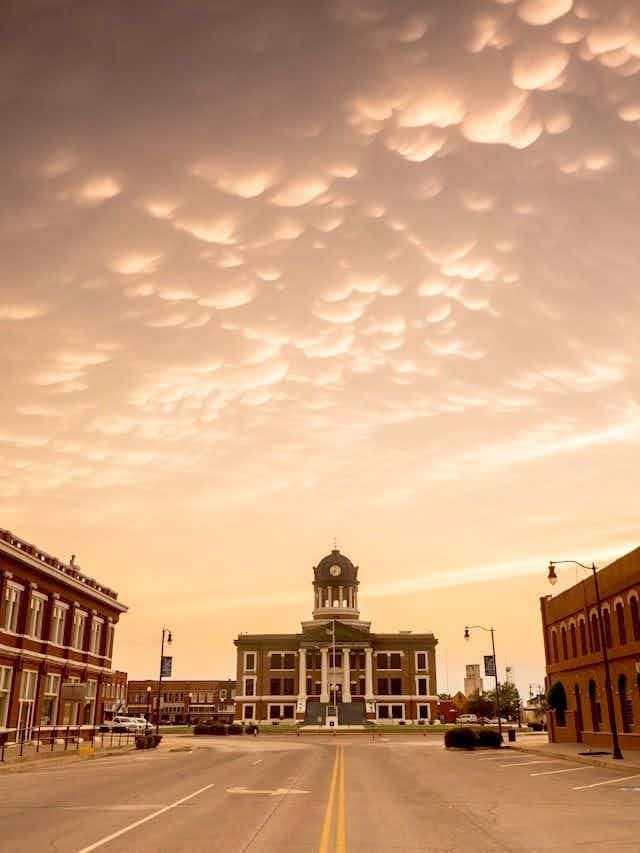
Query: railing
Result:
<box><xmin>0</xmin><ymin>725</ymin><xmax>136</xmax><ymax>763</ymax></box>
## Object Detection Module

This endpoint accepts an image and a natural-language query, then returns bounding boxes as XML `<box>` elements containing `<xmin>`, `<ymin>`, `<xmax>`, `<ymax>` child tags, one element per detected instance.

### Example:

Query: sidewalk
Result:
<box><xmin>508</xmin><ymin>732</ymin><xmax>640</xmax><ymax>772</ymax></box>
<box><xmin>0</xmin><ymin>741</ymin><xmax>135</xmax><ymax>773</ymax></box>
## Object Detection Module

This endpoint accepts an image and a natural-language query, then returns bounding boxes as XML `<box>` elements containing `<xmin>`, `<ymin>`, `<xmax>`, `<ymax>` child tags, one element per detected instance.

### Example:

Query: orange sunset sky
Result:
<box><xmin>2</xmin><ymin>0</ymin><xmax>639</xmax><ymax>696</ymax></box>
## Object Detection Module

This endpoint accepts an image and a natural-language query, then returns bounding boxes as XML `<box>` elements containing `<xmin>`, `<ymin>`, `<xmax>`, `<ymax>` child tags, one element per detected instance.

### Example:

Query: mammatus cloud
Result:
<box><xmin>2</xmin><ymin>1</ymin><xmax>640</xmax><ymax>641</ymax></box>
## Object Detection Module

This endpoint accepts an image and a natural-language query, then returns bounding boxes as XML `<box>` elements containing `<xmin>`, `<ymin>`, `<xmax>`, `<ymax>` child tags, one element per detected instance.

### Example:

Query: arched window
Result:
<box><xmin>579</xmin><ymin>620</ymin><xmax>588</xmax><ymax>655</ymax></box>
<box><xmin>561</xmin><ymin>626</ymin><xmax>568</xmax><ymax>659</ymax></box>
<box><xmin>589</xmin><ymin>679</ymin><xmax>600</xmax><ymax>732</ymax></box>
<box><xmin>631</xmin><ymin>596</ymin><xmax>640</xmax><ymax>642</ymax></box>
<box><xmin>603</xmin><ymin>609</ymin><xmax>613</xmax><ymax>649</ymax></box>
<box><xmin>570</xmin><ymin>624</ymin><xmax>577</xmax><ymax>658</ymax></box>
<box><xmin>616</xmin><ymin>602</ymin><xmax>627</xmax><ymax>645</ymax></box>
<box><xmin>619</xmin><ymin>674</ymin><xmax>633</xmax><ymax>733</ymax></box>
<box><xmin>552</xmin><ymin>631</ymin><xmax>559</xmax><ymax>663</ymax></box>
<box><xmin>591</xmin><ymin>614</ymin><xmax>601</xmax><ymax>652</ymax></box>
<box><xmin>548</xmin><ymin>682</ymin><xmax>567</xmax><ymax>727</ymax></box>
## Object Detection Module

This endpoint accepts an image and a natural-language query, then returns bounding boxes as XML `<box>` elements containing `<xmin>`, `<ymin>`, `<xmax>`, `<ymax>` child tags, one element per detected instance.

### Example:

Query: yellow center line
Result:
<box><xmin>318</xmin><ymin>745</ymin><xmax>341</xmax><ymax>853</ymax></box>
<box><xmin>336</xmin><ymin>744</ymin><xmax>346</xmax><ymax>853</ymax></box>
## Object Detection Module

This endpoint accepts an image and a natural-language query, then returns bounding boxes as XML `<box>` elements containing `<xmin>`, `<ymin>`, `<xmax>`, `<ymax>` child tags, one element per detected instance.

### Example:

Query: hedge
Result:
<box><xmin>444</xmin><ymin>727</ymin><xmax>502</xmax><ymax>750</ymax></box>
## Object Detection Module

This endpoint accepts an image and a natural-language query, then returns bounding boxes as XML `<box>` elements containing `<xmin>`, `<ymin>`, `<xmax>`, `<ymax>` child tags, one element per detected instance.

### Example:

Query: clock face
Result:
<box><xmin>329</xmin><ymin>565</ymin><xmax>342</xmax><ymax>577</ymax></box>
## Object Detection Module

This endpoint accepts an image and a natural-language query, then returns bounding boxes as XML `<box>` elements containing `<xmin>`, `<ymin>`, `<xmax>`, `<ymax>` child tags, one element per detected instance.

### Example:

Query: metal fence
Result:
<box><xmin>0</xmin><ymin>726</ymin><xmax>136</xmax><ymax>762</ymax></box>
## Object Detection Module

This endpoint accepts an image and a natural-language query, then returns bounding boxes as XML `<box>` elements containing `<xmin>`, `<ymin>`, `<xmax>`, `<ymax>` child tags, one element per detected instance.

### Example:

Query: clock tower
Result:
<box><xmin>311</xmin><ymin>548</ymin><xmax>360</xmax><ymax>621</ymax></box>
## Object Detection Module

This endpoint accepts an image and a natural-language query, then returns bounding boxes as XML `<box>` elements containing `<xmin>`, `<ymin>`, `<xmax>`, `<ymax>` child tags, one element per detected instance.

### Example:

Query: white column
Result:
<box><xmin>343</xmin><ymin>648</ymin><xmax>351</xmax><ymax>702</ymax></box>
<box><xmin>298</xmin><ymin>648</ymin><xmax>307</xmax><ymax>700</ymax></box>
<box><xmin>320</xmin><ymin>647</ymin><xmax>329</xmax><ymax>703</ymax></box>
<box><xmin>338</xmin><ymin>586</ymin><xmax>343</xmax><ymax>607</ymax></box>
<box><xmin>365</xmin><ymin>647</ymin><xmax>374</xmax><ymax>699</ymax></box>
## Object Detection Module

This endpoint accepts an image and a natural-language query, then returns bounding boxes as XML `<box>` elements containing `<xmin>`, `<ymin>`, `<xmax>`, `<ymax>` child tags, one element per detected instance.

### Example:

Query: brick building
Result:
<box><xmin>234</xmin><ymin>549</ymin><xmax>438</xmax><ymax>726</ymax></box>
<box><xmin>0</xmin><ymin>528</ymin><xmax>128</xmax><ymax>742</ymax></box>
<box><xmin>127</xmin><ymin>679</ymin><xmax>236</xmax><ymax>724</ymax></box>
<box><xmin>541</xmin><ymin>544</ymin><xmax>640</xmax><ymax>750</ymax></box>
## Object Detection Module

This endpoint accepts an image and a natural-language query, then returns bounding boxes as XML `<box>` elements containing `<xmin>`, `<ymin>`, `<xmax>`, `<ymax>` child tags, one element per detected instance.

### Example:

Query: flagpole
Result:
<box><xmin>332</xmin><ymin>618</ymin><xmax>336</xmax><ymax>706</ymax></box>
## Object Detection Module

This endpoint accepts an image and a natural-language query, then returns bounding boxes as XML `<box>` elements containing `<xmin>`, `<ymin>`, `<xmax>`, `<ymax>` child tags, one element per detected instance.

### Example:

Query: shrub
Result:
<box><xmin>227</xmin><ymin>724</ymin><xmax>243</xmax><ymax>735</ymax></box>
<box><xmin>444</xmin><ymin>727</ymin><xmax>476</xmax><ymax>750</ymax></box>
<box><xmin>476</xmin><ymin>729</ymin><xmax>502</xmax><ymax>748</ymax></box>
<box><xmin>245</xmin><ymin>724</ymin><xmax>258</xmax><ymax>735</ymax></box>
<box><xmin>193</xmin><ymin>723</ymin><xmax>228</xmax><ymax>736</ymax></box>
<box><xmin>529</xmin><ymin>722</ymin><xmax>543</xmax><ymax>732</ymax></box>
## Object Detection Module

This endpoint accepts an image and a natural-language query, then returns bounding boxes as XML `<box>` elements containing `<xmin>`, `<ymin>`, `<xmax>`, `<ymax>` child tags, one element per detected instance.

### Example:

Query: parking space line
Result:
<box><xmin>530</xmin><ymin>767</ymin><xmax>590</xmax><ymax>777</ymax></box>
<box><xmin>499</xmin><ymin>760</ymin><xmax>560</xmax><ymax>768</ymax></box>
<box><xmin>573</xmin><ymin>774</ymin><xmax>640</xmax><ymax>791</ymax></box>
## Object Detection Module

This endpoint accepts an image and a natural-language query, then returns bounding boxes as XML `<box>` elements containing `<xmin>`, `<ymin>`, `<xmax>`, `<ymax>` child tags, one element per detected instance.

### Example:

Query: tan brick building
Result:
<box><xmin>0</xmin><ymin>528</ymin><xmax>128</xmax><ymax>742</ymax></box>
<box><xmin>234</xmin><ymin>549</ymin><xmax>438</xmax><ymax>726</ymax></box>
<box><xmin>541</xmin><ymin>544</ymin><xmax>640</xmax><ymax>750</ymax></box>
<box><xmin>127</xmin><ymin>679</ymin><xmax>236</xmax><ymax>724</ymax></box>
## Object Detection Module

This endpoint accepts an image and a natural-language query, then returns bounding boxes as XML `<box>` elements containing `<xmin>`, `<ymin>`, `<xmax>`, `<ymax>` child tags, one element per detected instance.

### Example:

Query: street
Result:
<box><xmin>0</xmin><ymin>735</ymin><xmax>638</xmax><ymax>852</ymax></box>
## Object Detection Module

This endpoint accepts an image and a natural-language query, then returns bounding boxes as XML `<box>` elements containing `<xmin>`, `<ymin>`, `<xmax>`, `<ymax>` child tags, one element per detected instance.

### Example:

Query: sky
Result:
<box><xmin>2</xmin><ymin>0</ymin><xmax>640</xmax><ymax>697</ymax></box>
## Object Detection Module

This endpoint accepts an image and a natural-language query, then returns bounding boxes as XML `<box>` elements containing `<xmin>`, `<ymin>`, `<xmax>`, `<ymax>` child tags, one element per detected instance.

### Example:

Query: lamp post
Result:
<box><xmin>227</xmin><ymin>678</ymin><xmax>233</xmax><ymax>723</ymax></box>
<box><xmin>155</xmin><ymin>627</ymin><xmax>173</xmax><ymax>736</ymax></box>
<box><xmin>146</xmin><ymin>685</ymin><xmax>152</xmax><ymax>722</ymax></box>
<box><xmin>187</xmin><ymin>692</ymin><xmax>193</xmax><ymax>726</ymax></box>
<box><xmin>464</xmin><ymin>625</ymin><xmax>503</xmax><ymax>743</ymax></box>
<box><xmin>547</xmin><ymin>560</ymin><xmax>623</xmax><ymax>760</ymax></box>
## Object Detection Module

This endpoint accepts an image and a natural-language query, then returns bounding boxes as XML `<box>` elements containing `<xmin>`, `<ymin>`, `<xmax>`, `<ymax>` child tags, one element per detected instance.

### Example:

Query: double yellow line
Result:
<box><xmin>319</xmin><ymin>744</ymin><xmax>346</xmax><ymax>853</ymax></box>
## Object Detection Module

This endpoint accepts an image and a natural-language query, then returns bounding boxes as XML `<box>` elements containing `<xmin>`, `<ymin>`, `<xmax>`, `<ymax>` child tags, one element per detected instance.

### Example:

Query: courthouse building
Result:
<box><xmin>234</xmin><ymin>549</ymin><xmax>438</xmax><ymax>726</ymax></box>
<box><xmin>0</xmin><ymin>528</ymin><xmax>128</xmax><ymax>741</ymax></box>
<box><xmin>541</xmin><ymin>544</ymin><xmax>640</xmax><ymax>750</ymax></box>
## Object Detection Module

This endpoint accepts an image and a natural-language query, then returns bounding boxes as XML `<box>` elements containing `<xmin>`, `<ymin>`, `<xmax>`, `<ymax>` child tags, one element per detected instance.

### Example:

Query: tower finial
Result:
<box><xmin>333</xmin><ymin>536</ymin><xmax>338</xmax><ymax>551</ymax></box>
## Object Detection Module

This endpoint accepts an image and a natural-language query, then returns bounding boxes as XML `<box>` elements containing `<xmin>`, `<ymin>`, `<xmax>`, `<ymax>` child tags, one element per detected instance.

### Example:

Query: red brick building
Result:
<box><xmin>0</xmin><ymin>528</ymin><xmax>128</xmax><ymax>742</ymax></box>
<box><xmin>541</xmin><ymin>545</ymin><xmax>640</xmax><ymax>750</ymax></box>
<box><xmin>127</xmin><ymin>679</ymin><xmax>236</xmax><ymax>724</ymax></box>
<box><xmin>234</xmin><ymin>549</ymin><xmax>438</xmax><ymax>726</ymax></box>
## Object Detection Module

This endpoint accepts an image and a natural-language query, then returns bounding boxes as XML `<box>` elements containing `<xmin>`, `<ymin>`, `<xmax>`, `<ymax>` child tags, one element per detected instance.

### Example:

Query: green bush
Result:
<box><xmin>444</xmin><ymin>727</ymin><xmax>477</xmax><ymax>749</ymax></box>
<box><xmin>476</xmin><ymin>729</ymin><xmax>502</xmax><ymax>748</ymax></box>
<box><xmin>227</xmin><ymin>724</ymin><xmax>243</xmax><ymax>735</ymax></box>
<box><xmin>193</xmin><ymin>723</ymin><xmax>228</xmax><ymax>736</ymax></box>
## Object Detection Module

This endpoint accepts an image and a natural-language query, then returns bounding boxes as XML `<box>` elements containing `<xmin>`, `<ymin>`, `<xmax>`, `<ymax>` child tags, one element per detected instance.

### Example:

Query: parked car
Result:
<box><xmin>111</xmin><ymin>716</ymin><xmax>152</xmax><ymax>733</ymax></box>
<box><xmin>486</xmin><ymin>717</ymin><xmax>509</xmax><ymax>726</ymax></box>
<box><xmin>456</xmin><ymin>714</ymin><xmax>478</xmax><ymax>724</ymax></box>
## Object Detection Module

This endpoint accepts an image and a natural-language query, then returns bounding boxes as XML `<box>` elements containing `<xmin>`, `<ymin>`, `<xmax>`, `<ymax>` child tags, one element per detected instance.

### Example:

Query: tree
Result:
<box><xmin>465</xmin><ymin>691</ymin><xmax>494</xmax><ymax>718</ymax></box>
<box><xmin>486</xmin><ymin>683</ymin><xmax>521</xmax><ymax>719</ymax></box>
<box><xmin>438</xmin><ymin>692</ymin><xmax>452</xmax><ymax>700</ymax></box>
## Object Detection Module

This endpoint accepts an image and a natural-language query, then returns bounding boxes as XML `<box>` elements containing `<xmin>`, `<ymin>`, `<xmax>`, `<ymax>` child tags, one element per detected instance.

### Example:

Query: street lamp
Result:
<box><xmin>465</xmin><ymin>625</ymin><xmax>503</xmax><ymax>743</ymax></box>
<box><xmin>547</xmin><ymin>560</ymin><xmax>623</xmax><ymax>760</ymax></box>
<box><xmin>187</xmin><ymin>692</ymin><xmax>193</xmax><ymax>726</ymax></box>
<box><xmin>146</xmin><ymin>685</ymin><xmax>152</xmax><ymax>721</ymax></box>
<box><xmin>155</xmin><ymin>628</ymin><xmax>173</xmax><ymax>736</ymax></box>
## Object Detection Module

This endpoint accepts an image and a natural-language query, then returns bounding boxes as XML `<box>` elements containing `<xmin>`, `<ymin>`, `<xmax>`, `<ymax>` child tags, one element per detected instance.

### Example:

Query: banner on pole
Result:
<box><xmin>161</xmin><ymin>655</ymin><xmax>173</xmax><ymax>678</ymax></box>
<box><xmin>484</xmin><ymin>655</ymin><xmax>496</xmax><ymax>677</ymax></box>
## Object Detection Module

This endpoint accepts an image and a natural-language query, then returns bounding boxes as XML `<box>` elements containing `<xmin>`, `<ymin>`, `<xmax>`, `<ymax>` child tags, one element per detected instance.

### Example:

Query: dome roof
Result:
<box><xmin>314</xmin><ymin>548</ymin><xmax>358</xmax><ymax>582</ymax></box>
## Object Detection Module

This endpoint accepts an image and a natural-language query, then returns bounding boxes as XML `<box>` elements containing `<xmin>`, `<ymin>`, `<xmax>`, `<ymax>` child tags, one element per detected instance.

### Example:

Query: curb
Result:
<box><xmin>0</xmin><ymin>745</ymin><xmax>136</xmax><ymax>773</ymax></box>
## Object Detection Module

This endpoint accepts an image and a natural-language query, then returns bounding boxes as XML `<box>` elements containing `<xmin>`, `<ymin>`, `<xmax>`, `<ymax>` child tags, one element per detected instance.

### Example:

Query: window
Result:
<box><xmin>40</xmin><ymin>673</ymin><xmax>61</xmax><ymax>726</ymax></box>
<box><xmin>590</xmin><ymin>614</ymin><xmax>601</xmax><ymax>652</ymax></box>
<box><xmin>90</xmin><ymin>618</ymin><xmax>104</xmax><ymax>655</ymax></box>
<box><xmin>17</xmin><ymin>669</ymin><xmax>38</xmax><ymax>736</ymax></box>
<box><xmin>377</xmin><ymin>678</ymin><xmax>388</xmax><ymax>695</ymax></box>
<box><xmin>3</xmin><ymin>583</ymin><xmax>22</xmax><ymax>632</ymax></box>
<box><xmin>350</xmin><ymin>650</ymin><xmax>365</xmax><ymax>669</ymax></box>
<box><xmin>71</xmin><ymin>610</ymin><xmax>87</xmax><ymax>650</ymax></box>
<box><xmin>0</xmin><ymin>666</ymin><xmax>12</xmax><ymax>727</ymax></box>
<box><xmin>28</xmin><ymin>593</ymin><xmax>46</xmax><ymax>638</ymax></box>
<box><xmin>50</xmin><ymin>603</ymin><xmax>67</xmax><ymax>645</ymax></box>
<box><xmin>561</xmin><ymin>627</ymin><xmax>568</xmax><ymax>659</ymax></box>
<box><xmin>416</xmin><ymin>652</ymin><xmax>427</xmax><ymax>671</ymax></box>
<box><xmin>270</xmin><ymin>678</ymin><xmax>281</xmax><ymax>696</ymax></box>
<box><xmin>377</xmin><ymin>704</ymin><xmax>403</xmax><ymax>720</ymax></box>
<box><xmin>603</xmin><ymin>609</ymin><xmax>612</xmax><ymax>649</ymax></box>
<box><xmin>631</xmin><ymin>596</ymin><xmax>640</xmax><ymax>641</ymax></box>
<box><xmin>328</xmin><ymin>651</ymin><xmax>342</xmax><ymax>668</ymax></box>
<box><xmin>83</xmin><ymin>680</ymin><xmax>97</xmax><ymax>724</ymax></box>
<box><xmin>270</xmin><ymin>652</ymin><xmax>295</xmax><ymax>669</ymax></box>
<box><xmin>306</xmin><ymin>650</ymin><xmax>321</xmax><ymax>670</ymax></box>
<box><xmin>551</xmin><ymin>631</ymin><xmax>559</xmax><ymax>662</ymax></box>
<box><xmin>579</xmin><ymin>620</ymin><xmax>588</xmax><ymax>655</ymax></box>
<box><xmin>616</xmin><ymin>602</ymin><xmax>627</xmax><ymax>645</ymax></box>
<box><xmin>417</xmin><ymin>677</ymin><xmax>429</xmax><ymax>696</ymax></box>
<box><xmin>243</xmin><ymin>704</ymin><xmax>255</xmax><ymax>720</ymax></box>
<box><xmin>378</xmin><ymin>705</ymin><xmax>389</xmax><ymax>719</ymax></box>
<box><xmin>268</xmin><ymin>704</ymin><xmax>295</xmax><ymax>720</ymax></box>
<box><xmin>376</xmin><ymin>652</ymin><xmax>402</xmax><ymax>670</ymax></box>
<box><xmin>377</xmin><ymin>677</ymin><xmax>402</xmax><ymax>695</ymax></box>
<box><xmin>570</xmin><ymin>624</ymin><xmax>577</xmax><ymax>658</ymax></box>
<box><xmin>391</xmin><ymin>704</ymin><xmax>403</xmax><ymax>719</ymax></box>
<box><xmin>418</xmin><ymin>704</ymin><xmax>430</xmax><ymax>720</ymax></box>
<box><xmin>244</xmin><ymin>652</ymin><xmax>256</xmax><ymax>672</ymax></box>
<box><xmin>244</xmin><ymin>677</ymin><xmax>256</xmax><ymax>696</ymax></box>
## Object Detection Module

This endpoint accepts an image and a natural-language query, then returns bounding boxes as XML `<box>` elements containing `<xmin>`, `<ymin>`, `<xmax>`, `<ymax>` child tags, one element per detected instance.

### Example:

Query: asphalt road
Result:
<box><xmin>1</xmin><ymin>734</ymin><xmax>639</xmax><ymax>852</ymax></box>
